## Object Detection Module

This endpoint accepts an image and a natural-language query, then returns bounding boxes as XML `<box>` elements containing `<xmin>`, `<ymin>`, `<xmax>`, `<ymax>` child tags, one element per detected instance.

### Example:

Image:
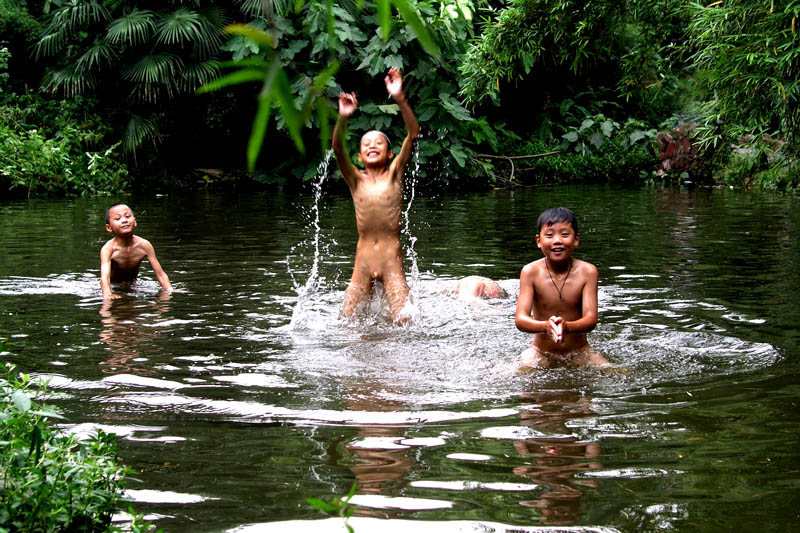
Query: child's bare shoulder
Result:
<box><xmin>521</xmin><ymin>258</ymin><xmax>546</xmax><ymax>274</ymax></box>
<box><xmin>572</xmin><ymin>258</ymin><xmax>598</xmax><ymax>276</ymax></box>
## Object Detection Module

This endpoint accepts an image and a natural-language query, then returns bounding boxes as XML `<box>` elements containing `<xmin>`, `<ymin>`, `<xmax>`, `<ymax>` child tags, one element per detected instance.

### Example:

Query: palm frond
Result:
<box><xmin>123</xmin><ymin>53</ymin><xmax>183</xmax><ymax>102</ymax></box>
<box><xmin>42</xmin><ymin>63</ymin><xmax>96</xmax><ymax>97</ymax></box>
<box><xmin>179</xmin><ymin>60</ymin><xmax>221</xmax><ymax>92</ymax></box>
<box><xmin>34</xmin><ymin>31</ymin><xmax>68</xmax><ymax>59</ymax></box>
<box><xmin>76</xmin><ymin>39</ymin><xmax>119</xmax><ymax>70</ymax></box>
<box><xmin>235</xmin><ymin>0</ymin><xmax>293</xmax><ymax>19</ymax></box>
<box><xmin>122</xmin><ymin>53</ymin><xmax>183</xmax><ymax>84</ymax></box>
<box><xmin>154</xmin><ymin>7</ymin><xmax>204</xmax><ymax>47</ymax></box>
<box><xmin>193</xmin><ymin>7</ymin><xmax>228</xmax><ymax>58</ymax></box>
<box><xmin>48</xmin><ymin>0</ymin><xmax>110</xmax><ymax>33</ymax></box>
<box><xmin>122</xmin><ymin>113</ymin><xmax>162</xmax><ymax>160</ymax></box>
<box><xmin>106</xmin><ymin>9</ymin><xmax>156</xmax><ymax>47</ymax></box>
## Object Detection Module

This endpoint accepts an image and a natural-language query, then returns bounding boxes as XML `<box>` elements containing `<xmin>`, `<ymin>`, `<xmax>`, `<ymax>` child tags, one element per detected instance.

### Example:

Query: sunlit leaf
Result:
<box><xmin>11</xmin><ymin>391</ymin><xmax>31</xmax><ymax>412</ymax></box>
<box><xmin>225</xmin><ymin>23</ymin><xmax>276</xmax><ymax>49</ymax></box>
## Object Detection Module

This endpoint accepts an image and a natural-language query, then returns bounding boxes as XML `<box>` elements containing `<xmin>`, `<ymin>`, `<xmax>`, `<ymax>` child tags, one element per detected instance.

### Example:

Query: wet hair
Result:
<box><xmin>360</xmin><ymin>130</ymin><xmax>392</xmax><ymax>152</ymax></box>
<box><xmin>105</xmin><ymin>203</ymin><xmax>133</xmax><ymax>225</ymax></box>
<box><xmin>537</xmin><ymin>206</ymin><xmax>579</xmax><ymax>235</ymax></box>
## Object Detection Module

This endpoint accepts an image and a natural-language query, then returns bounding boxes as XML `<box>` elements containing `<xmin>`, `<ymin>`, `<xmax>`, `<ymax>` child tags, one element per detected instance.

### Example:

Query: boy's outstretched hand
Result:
<box><xmin>384</xmin><ymin>67</ymin><xmax>404</xmax><ymax>99</ymax></box>
<box><xmin>338</xmin><ymin>92</ymin><xmax>358</xmax><ymax>118</ymax></box>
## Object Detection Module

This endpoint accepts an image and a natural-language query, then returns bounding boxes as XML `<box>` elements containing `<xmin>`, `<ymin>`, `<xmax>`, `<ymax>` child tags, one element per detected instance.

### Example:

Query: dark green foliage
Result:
<box><xmin>0</xmin><ymin>47</ymin><xmax>131</xmax><ymax>197</ymax></box>
<box><xmin>202</xmin><ymin>0</ymin><xmax>512</xmax><ymax>184</ymax></box>
<box><xmin>688</xmin><ymin>0</ymin><xmax>800</xmax><ymax>154</ymax></box>
<box><xmin>0</xmin><ymin>0</ymin><xmax>43</xmax><ymax>88</ymax></box>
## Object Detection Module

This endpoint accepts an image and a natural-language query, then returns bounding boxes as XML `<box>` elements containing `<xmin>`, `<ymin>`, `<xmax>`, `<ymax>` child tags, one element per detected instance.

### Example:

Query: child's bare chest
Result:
<box><xmin>110</xmin><ymin>245</ymin><xmax>146</xmax><ymax>267</ymax></box>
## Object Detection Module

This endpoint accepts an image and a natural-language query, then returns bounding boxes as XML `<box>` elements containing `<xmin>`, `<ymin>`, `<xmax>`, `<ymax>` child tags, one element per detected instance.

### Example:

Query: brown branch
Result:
<box><xmin>473</xmin><ymin>151</ymin><xmax>561</xmax><ymax>160</ymax></box>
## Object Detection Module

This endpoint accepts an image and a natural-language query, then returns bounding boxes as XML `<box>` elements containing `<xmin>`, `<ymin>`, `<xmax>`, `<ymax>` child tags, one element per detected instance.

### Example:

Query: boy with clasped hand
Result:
<box><xmin>515</xmin><ymin>207</ymin><xmax>610</xmax><ymax>368</ymax></box>
<box><xmin>100</xmin><ymin>203</ymin><xmax>172</xmax><ymax>300</ymax></box>
<box><xmin>332</xmin><ymin>67</ymin><xmax>420</xmax><ymax>324</ymax></box>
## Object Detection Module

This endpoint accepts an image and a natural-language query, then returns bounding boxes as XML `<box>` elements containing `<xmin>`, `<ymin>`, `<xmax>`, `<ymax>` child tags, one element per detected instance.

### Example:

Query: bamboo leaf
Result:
<box><xmin>197</xmin><ymin>68</ymin><xmax>267</xmax><ymax>94</ymax></box>
<box><xmin>274</xmin><ymin>67</ymin><xmax>305</xmax><ymax>153</ymax></box>
<box><xmin>247</xmin><ymin>60</ymin><xmax>281</xmax><ymax>171</ymax></box>
<box><xmin>391</xmin><ymin>0</ymin><xmax>440</xmax><ymax>57</ymax></box>
<box><xmin>376</xmin><ymin>0</ymin><xmax>392</xmax><ymax>41</ymax></box>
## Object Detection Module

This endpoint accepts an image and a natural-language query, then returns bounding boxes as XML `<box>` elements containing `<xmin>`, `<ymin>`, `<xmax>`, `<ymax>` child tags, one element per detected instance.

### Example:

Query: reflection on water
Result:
<box><xmin>0</xmin><ymin>187</ymin><xmax>798</xmax><ymax>532</ymax></box>
<box><xmin>512</xmin><ymin>391</ymin><xmax>602</xmax><ymax>526</ymax></box>
<box><xmin>99</xmin><ymin>293</ymin><xmax>173</xmax><ymax>375</ymax></box>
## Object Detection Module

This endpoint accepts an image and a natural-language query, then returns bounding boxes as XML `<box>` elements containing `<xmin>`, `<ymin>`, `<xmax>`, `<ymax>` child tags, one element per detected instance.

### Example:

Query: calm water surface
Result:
<box><xmin>1</xmin><ymin>184</ymin><xmax>799</xmax><ymax>532</ymax></box>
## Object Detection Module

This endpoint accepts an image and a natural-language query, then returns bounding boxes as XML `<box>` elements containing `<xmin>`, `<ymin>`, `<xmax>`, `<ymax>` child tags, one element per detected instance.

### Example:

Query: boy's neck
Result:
<box><xmin>545</xmin><ymin>256</ymin><xmax>573</xmax><ymax>273</ymax></box>
<box><xmin>113</xmin><ymin>233</ymin><xmax>135</xmax><ymax>246</ymax></box>
<box><xmin>362</xmin><ymin>163</ymin><xmax>390</xmax><ymax>179</ymax></box>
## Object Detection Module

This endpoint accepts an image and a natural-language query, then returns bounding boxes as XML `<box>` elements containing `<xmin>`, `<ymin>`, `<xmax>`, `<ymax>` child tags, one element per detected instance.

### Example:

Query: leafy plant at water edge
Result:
<box><xmin>307</xmin><ymin>481</ymin><xmax>357</xmax><ymax>533</ymax></box>
<box><xmin>0</xmin><ymin>339</ymin><xmax>158</xmax><ymax>532</ymax></box>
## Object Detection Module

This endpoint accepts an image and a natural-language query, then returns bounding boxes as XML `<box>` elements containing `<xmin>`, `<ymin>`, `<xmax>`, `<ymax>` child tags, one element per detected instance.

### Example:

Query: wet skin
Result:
<box><xmin>333</xmin><ymin>68</ymin><xmax>419</xmax><ymax>323</ymax></box>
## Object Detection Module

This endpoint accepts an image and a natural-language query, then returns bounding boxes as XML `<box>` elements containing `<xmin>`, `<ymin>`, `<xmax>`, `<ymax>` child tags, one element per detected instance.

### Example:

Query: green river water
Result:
<box><xmin>1</xmin><ymin>184</ymin><xmax>798</xmax><ymax>532</ymax></box>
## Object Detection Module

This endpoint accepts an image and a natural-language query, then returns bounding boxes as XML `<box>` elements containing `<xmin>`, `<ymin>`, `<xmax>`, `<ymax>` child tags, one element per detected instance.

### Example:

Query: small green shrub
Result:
<box><xmin>0</xmin><ymin>344</ymin><xmax>151</xmax><ymax>532</ymax></box>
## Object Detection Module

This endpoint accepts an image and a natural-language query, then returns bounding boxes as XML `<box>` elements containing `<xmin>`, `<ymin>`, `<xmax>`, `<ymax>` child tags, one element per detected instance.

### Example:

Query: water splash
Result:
<box><xmin>288</xmin><ymin>151</ymin><xmax>333</xmax><ymax>329</ymax></box>
<box><xmin>401</xmin><ymin>140</ymin><xmax>422</xmax><ymax>323</ymax></box>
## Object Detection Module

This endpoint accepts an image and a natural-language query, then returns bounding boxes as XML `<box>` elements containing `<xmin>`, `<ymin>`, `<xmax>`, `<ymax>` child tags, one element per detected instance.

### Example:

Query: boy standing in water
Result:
<box><xmin>515</xmin><ymin>207</ymin><xmax>610</xmax><ymax>368</ymax></box>
<box><xmin>100</xmin><ymin>203</ymin><xmax>172</xmax><ymax>300</ymax></box>
<box><xmin>333</xmin><ymin>67</ymin><xmax>420</xmax><ymax>323</ymax></box>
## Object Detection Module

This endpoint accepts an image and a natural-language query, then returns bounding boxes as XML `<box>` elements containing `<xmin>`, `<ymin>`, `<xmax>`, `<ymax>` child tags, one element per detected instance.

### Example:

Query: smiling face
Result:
<box><xmin>358</xmin><ymin>130</ymin><xmax>393</xmax><ymax>167</ymax></box>
<box><xmin>536</xmin><ymin>221</ymin><xmax>579</xmax><ymax>264</ymax></box>
<box><xmin>105</xmin><ymin>204</ymin><xmax>136</xmax><ymax>236</ymax></box>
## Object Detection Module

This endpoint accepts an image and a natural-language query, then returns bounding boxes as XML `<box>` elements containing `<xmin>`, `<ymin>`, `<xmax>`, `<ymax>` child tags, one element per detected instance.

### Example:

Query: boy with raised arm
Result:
<box><xmin>515</xmin><ymin>207</ymin><xmax>610</xmax><ymax>368</ymax></box>
<box><xmin>332</xmin><ymin>67</ymin><xmax>420</xmax><ymax>324</ymax></box>
<box><xmin>100</xmin><ymin>203</ymin><xmax>172</xmax><ymax>300</ymax></box>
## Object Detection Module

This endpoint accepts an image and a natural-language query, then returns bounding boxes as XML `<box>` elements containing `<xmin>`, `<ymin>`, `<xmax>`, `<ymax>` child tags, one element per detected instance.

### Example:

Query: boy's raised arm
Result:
<box><xmin>386</xmin><ymin>68</ymin><xmax>419</xmax><ymax>176</ymax></box>
<box><xmin>333</xmin><ymin>92</ymin><xmax>360</xmax><ymax>189</ymax></box>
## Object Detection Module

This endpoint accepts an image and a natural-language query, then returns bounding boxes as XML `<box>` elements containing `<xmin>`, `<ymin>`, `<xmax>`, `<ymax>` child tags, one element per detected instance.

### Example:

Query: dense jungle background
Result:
<box><xmin>1</xmin><ymin>0</ymin><xmax>799</xmax><ymax>197</ymax></box>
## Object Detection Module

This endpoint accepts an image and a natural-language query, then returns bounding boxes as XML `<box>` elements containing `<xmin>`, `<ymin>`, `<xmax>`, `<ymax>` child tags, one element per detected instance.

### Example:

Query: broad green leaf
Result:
<box><xmin>416</xmin><ymin>107</ymin><xmax>436</xmax><ymax>121</ymax></box>
<box><xmin>628</xmin><ymin>130</ymin><xmax>647</xmax><ymax>144</ymax></box>
<box><xmin>589</xmin><ymin>131</ymin><xmax>605</xmax><ymax>148</ymax></box>
<box><xmin>450</xmin><ymin>143</ymin><xmax>468</xmax><ymax>166</ymax></box>
<box><xmin>563</xmin><ymin>131</ymin><xmax>579</xmax><ymax>142</ymax></box>
<box><xmin>579</xmin><ymin>118</ymin><xmax>594</xmax><ymax>132</ymax></box>
<box><xmin>377</xmin><ymin>104</ymin><xmax>400</xmax><ymax>114</ymax></box>
<box><xmin>12</xmin><ymin>390</ymin><xmax>31</xmax><ymax>412</ymax></box>
<box><xmin>600</xmin><ymin>120</ymin><xmax>615</xmax><ymax>137</ymax></box>
<box><xmin>28</xmin><ymin>410</ymin><xmax>67</xmax><ymax>420</ymax></box>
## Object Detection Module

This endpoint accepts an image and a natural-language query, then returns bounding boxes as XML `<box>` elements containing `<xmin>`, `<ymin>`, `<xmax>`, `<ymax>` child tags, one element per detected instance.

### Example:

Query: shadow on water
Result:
<box><xmin>0</xmin><ymin>186</ymin><xmax>798</xmax><ymax>532</ymax></box>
